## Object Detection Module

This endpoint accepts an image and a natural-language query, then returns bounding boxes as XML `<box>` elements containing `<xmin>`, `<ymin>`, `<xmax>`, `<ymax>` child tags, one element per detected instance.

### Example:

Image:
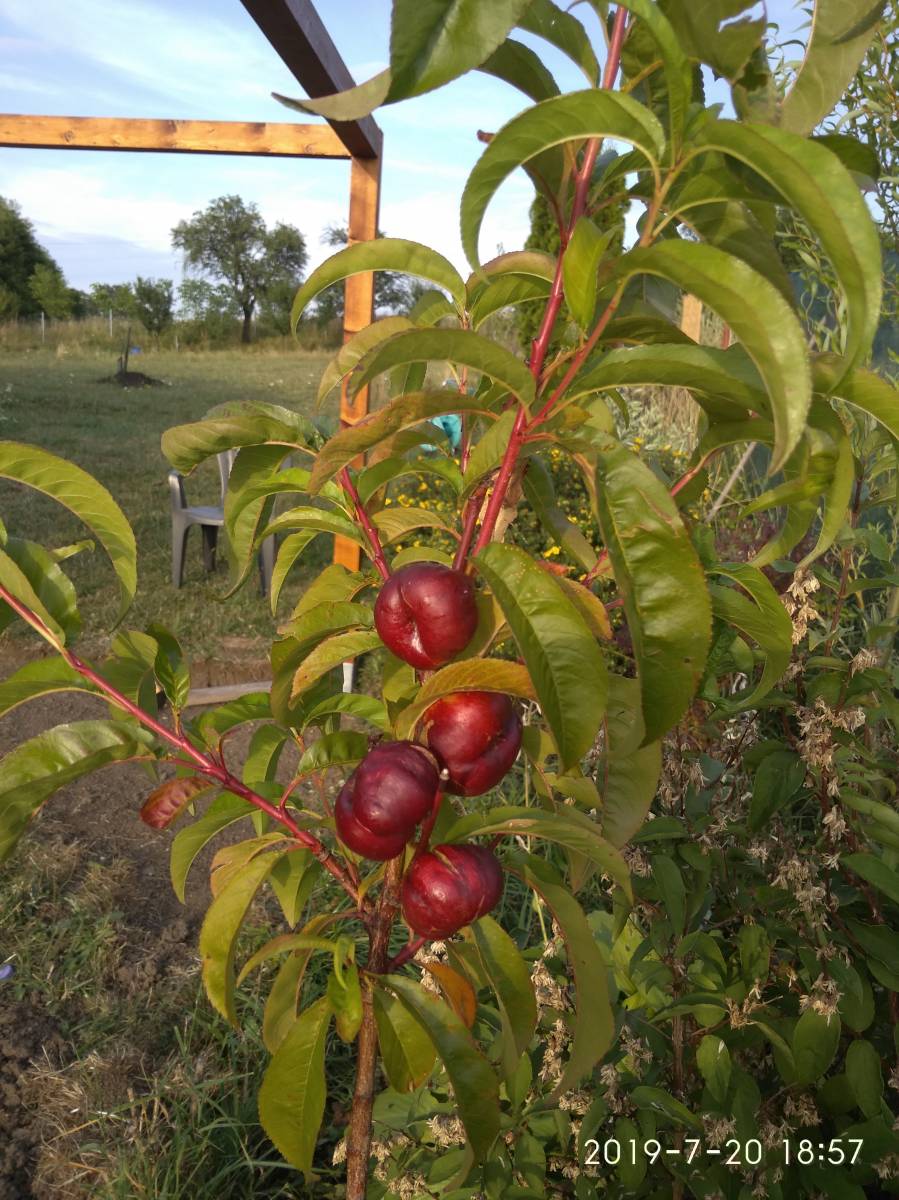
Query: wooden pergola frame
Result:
<box><xmin>0</xmin><ymin>0</ymin><xmax>380</xmax><ymax>573</ymax></box>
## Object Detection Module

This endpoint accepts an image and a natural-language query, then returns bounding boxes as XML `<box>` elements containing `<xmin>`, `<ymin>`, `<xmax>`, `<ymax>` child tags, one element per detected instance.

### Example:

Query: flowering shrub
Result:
<box><xmin>0</xmin><ymin>2</ymin><xmax>897</xmax><ymax>1198</ymax></box>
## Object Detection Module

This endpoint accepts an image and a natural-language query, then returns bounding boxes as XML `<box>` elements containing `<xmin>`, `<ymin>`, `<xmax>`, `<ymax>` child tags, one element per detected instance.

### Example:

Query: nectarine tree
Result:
<box><xmin>0</xmin><ymin>1</ymin><xmax>897</xmax><ymax>1196</ymax></box>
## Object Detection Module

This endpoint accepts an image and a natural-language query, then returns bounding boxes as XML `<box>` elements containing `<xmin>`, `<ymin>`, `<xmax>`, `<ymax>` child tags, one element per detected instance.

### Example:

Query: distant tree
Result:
<box><xmin>172</xmin><ymin>196</ymin><xmax>307</xmax><ymax>343</ymax></box>
<box><xmin>88</xmin><ymin>282</ymin><xmax>136</xmax><ymax>317</ymax></box>
<box><xmin>0</xmin><ymin>197</ymin><xmax>60</xmax><ymax>319</ymax></box>
<box><xmin>312</xmin><ymin>224</ymin><xmax>427</xmax><ymax>327</ymax></box>
<box><xmin>132</xmin><ymin>277</ymin><xmax>174</xmax><ymax>339</ymax></box>
<box><xmin>28</xmin><ymin>263</ymin><xmax>72</xmax><ymax>319</ymax></box>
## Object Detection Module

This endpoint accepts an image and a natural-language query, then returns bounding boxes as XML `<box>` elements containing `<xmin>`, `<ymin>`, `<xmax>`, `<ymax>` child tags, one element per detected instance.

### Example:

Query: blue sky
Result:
<box><xmin>0</xmin><ymin>0</ymin><xmax>804</xmax><ymax>292</ymax></box>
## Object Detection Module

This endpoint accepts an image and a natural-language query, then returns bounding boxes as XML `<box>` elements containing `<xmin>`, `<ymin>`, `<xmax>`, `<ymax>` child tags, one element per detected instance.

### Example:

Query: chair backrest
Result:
<box><xmin>217</xmin><ymin>450</ymin><xmax>237</xmax><ymax>504</ymax></box>
<box><xmin>168</xmin><ymin>470</ymin><xmax>187</xmax><ymax>512</ymax></box>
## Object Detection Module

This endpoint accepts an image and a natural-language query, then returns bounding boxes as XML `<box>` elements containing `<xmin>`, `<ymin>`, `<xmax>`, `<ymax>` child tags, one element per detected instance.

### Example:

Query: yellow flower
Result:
<box><xmin>543</xmin><ymin>545</ymin><xmax>561</xmax><ymax>558</ymax></box>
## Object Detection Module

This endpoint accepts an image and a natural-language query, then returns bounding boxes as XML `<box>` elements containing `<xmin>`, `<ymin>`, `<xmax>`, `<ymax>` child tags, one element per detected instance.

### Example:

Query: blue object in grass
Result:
<box><xmin>0</xmin><ymin>963</ymin><xmax>14</xmax><ymax>983</ymax></box>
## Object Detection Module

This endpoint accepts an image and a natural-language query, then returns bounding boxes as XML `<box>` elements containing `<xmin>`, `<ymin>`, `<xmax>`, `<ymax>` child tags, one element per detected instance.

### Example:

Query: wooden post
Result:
<box><xmin>680</xmin><ymin>293</ymin><xmax>703</xmax><ymax>343</ymax></box>
<box><xmin>333</xmin><ymin>154</ymin><xmax>382</xmax><ymax>572</ymax></box>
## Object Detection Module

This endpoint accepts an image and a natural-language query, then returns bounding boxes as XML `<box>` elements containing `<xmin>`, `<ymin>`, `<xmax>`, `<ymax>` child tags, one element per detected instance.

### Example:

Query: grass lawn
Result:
<box><xmin>0</xmin><ymin>346</ymin><xmax>338</xmax><ymax>660</ymax></box>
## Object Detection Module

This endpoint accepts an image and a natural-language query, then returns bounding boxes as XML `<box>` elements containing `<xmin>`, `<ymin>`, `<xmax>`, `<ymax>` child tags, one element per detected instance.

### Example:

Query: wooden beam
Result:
<box><xmin>0</xmin><ymin>114</ymin><xmax>350</xmax><ymax>159</ymax></box>
<box><xmin>680</xmin><ymin>294</ymin><xmax>703</xmax><ymax>343</ymax></box>
<box><xmin>240</xmin><ymin>0</ymin><xmax>382</xmax><ymax>160</ymax></box>
<box><xmin>333</xmin><ymin>154</ymin><xmax>382</xmax><ymax>573</ymax></box>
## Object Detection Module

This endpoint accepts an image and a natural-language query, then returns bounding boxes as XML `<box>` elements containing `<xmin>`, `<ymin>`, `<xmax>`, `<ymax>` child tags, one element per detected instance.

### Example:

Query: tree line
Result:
<box><xmin>0</xmin><ymin>194</ymin><xmax>424</xmax><ymax>344</ymax></box>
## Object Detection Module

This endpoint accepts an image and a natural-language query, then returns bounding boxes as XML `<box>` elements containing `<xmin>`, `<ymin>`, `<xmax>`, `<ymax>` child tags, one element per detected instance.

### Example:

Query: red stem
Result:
<box><xmin>339</xmin><ymin>466</ymin><xmax>391</xmax><ymax>581</ymax></box>
<box><xmin>469</xmin><ymin>7</ymin><xmax>629</xmax><ymax>559</ymax></box>
<box><xmin>0</xmin><ymin>580</ymin><xmax>360</xmax><ymax>902</ymax></box>
<box><xmin>453</xmin><ymin>482</ymin><xmax>489</xmax><ymax>570</ymax></box>
<box><xmin>387</xmin><ymin>936</ymin><xmax>426</xmax><ymax>971</ymax></box>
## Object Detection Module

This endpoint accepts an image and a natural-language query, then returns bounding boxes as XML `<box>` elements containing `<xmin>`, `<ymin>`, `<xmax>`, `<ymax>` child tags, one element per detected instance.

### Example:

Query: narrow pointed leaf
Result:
<box><xmin>291</xmin><ymin>240</ymin><xmax>465</xmax><ymax>327</ymax></box>
<box><xmin>0</xmin><ymin>721</ymin><xmax>155</xmax><ymax>861</ymax></box>
<box><xmin>373</xmin><ymin>988</ymin><xmax>437</xmax><ymax>1092</ymax></box>
<box><xmin>479</xmin><ymin>37</ymin><xmax>560</xmax><ymax>101</ymax></box>
<box><xmin>170</xmin><ymin>793</ymin><xmax>254</xmax><ymax>903</ymax></box>
<box><xmin>710</xmin><ymin>562</ymin><xmax>793</xmax><ymax>707</ymax></box>
<box><xmin>563</xmin><ymin>218</ymin><xmax>618</xmax><ymax>330</ymax></box>
<box><xmin>595</xmin><ymin>441</ymin><xmax>711</xmax><ymax>741</ymax></box>
<box><xmin>598</xmin><ymin>676</ymin><xmax>662</xmax><ymax>847</ymax></box>
<box><xmin>517</xmin><ymin>0</ymin><xmax>599</xmax><ymax>82</ymax></box>
<box><xmin>140</xmin><ymin>775</ymin><xmax>211</xmax><ymax>830</ymax></box>
<box><xmin>381</xmin><ymin>974</ymin><xmax>500</xmax><ymax>1159</ymax></box>
<box><xmin>475</xmin><ymin>543</ymin><xmax>607</xmax><ymax>770</ymax></box>
<box><xmin>469</xmin><ymin>916</ymin><xmax>537</xmax><ymax>1078</ymax></box>
<box><xmin>0</xmin><ymin>657</ymin><xmax>95</xmax><ymax>719</ymax></box>
<box><xmin>395</xmin><ymin>658</ymin><xmax>535</xmax><ymax>739</ymax></box>
<box><xmin>317</xmin><ymin>316</ymin><xmax>415</xmax><ymax>406</ymax></box>
<box><xmin>514</xmin><ymin>855</ymin><xmax>614</xmax><ymax>1095</ymax></box>
<box><xmin>614</xmin><ymin>242</ymin><xmax>810</xmax><ymax>471</ymax></box>
<box><xmin>461</xmin><ymin>90</ymin><xmax>664</xmax><ymax>268</ymax></box>
<box><xmin>290</xmin><ymin>630</ymin><xmax>383</xmax><ymax>698</ymax></box>
<box><xmin>258</xmin><ymin>996</ymin><xmax>331</xmax><ymax>1177</ymax></box>
<box><xmin>162</xmin><ymin>402</ymin><xmax>318</xmax><ymax>474</ymax></box>
<box><xmin>0</xmin><ymin>442</ymin><xmax>136</xmax><ymax>620</ymax></box>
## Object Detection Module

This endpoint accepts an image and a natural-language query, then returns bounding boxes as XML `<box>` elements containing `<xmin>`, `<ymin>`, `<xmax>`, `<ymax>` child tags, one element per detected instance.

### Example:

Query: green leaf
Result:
<box><xmin>613</xmin><ymin>241</ymin><xmax>811</xmax><ymax>471</ymax></box>
<box><xmin>515</xmin><ymin>856</ymin><xmax>614</xmax><ymax>1094</ymax></box>
<box><xmin>373</xmin><ymin>988</ymin><xmax>437</xmax><ymax>1091</ymax></box>
<box><xmin>748</xmin><ymin>750</ymin><xmax>806</xmax><ymax>832</ymax></box>
<box><xmin>461</xmin><ymin>90</ymin><xmax>664</xmax><ymax>269</ymax></box>
<box><xmin>462</xmin><ymin>409</ymin><xmax>519</xmax><ymax>497</ymax></box>
<box><xmin>517</xmin><ymin>0</ymin><xmax>599</xmax><ymax>83</ymax></box>
<box><xmin>813</xmin><ymin>359</ymin><xmax>899</xmax><ymax>442</ymax></box>
<box><xmin>800</xmin><ymin>431</ymin><xmax>855</xmax><ymax>567</ymax></box>
<box><xmin>479</xmin><ymin>38</ymin><xmax>560</xmax><ymax>102</ymax></box>
<box><xmin>595</xmin><ymin>441</ymin><xmax>711</xmax><ymax>741</ymax></box>
<box><xmin>469</xmin><ymin>916</ymin><xmax>538</xmax><ymax>1080</ymax></box>
<box><xmin>793</xmin><ymin>1009</ymin><xmax>841</xmax><ymax>1085</ymax></box>
<box><xmin>781</xmin><ymin>0</ymin><xmax>885</xmax><ymax>135</ymax></box>
<box><xmin>616</xmin><ymin>0</ymin><xmax>692</xmax><ymax>146</ymax></box>
<box><xmin>0</xmin><ymin>544</ymin><xmax>66</xmax><ymax>645</ymax></box>
<box><xmin>147</xmin><ymin>622</ymin><xmax>190</xmax><ymax>710</ymax></box>
<box><xmin>317</xmin><ymin>316</ymin><xmax>415</xmax><ymax>407</ymax></box>
<box><xmin>258</xmin><ymin>996</ymin><xmax>331</xmax><ymax>1178</ymax></box>
<box><xmin>567</xmin><ymin>343</ymin><xmax>766</xmax><ymax>416</ymax></box>
<box><xmin>303</xmin><ymin>691</ymin><xmax>391</xmax><ymax>733</ymax></box>
<box><xmin>199</xmin><ymin>844</ymin><xmax>288</xmax><ymax>1024</ymax></box>
<box><xmin>697</xmin><ymin>1035</ymin><xmax>732</xmax><ymax>1104</ymax></box>
<box><xmin>222</xmin><ymin>445</ymin><xmax>297</xmax><ymax>592</ymax></box>
<box><xmin>162</xmin><ymin>401</ymin><xmax>317</xmax><ymax>474</ymax></box>
<box><xmin>275</xmin><ymin>70</ymin><xmax>391</xmax><ymax>122</ymax></box>
<box><xmin>169</xmin><ymin>794</ymin><xmax>254</xmax><ymax>900</ymax></box>
<box><xmin>630</xmin><ymin>1085</ymin><xmax>702</xmax><ymax>1129</ymax></box>
<box><xmin>269</xmin><ymin>532</ymin><xmax>319</xmax><ymax>614</ymax></box>
<box><xmin>563</xmin><ymin>218</ymin><xmax>618</xmax><ymax>330</ymax></box>
<box><xmin>290</xmin><ymin>630</ymin><xmax>383</xmax><ymax>698</ymax></box>
<box><xmin>308</xmin><ymin>390</ymin><xmax>494</xmax><ymax>494</ymax></box>
<box><xmin>693</xmin><ymin>121</ymin><xmax>882</xmax><ymax>382</ymax></box>
<box><xmin>394</xmin><ymin>658</ymin><xmax>535</xmax><ymax>739</ymax></box>
<box><xmin>381</xmin><ymin>974</ymin><xmax>500</xmax><ymax>1159</ymax></box>
<box><xmin>444</xmin><ymin>805</ymin><xmax>631</xmax><ymax>897</ymax></box>
<box><xmin>290</xmin><ymin>240</ymin><xmax>465</xmax><ymax>326</ymax></box>
<box><xmin>348</xmin><ymin>328</ymin><xmax>536</xmax><ymax>409</ymax></box>
<box><xmin>597</xmin><ymin>675</ymin><xmax>662</xmax><ymax>848</ymax></box>
<box><xmin>269</xmin><ymin>852</ymin><xmax>318</xmax><ymax>928</ymax></box>
<box><xmin>0</xmin><ymin>657</ymin><xmax>94</xmax><ymax>720</ymax></box>
<box><xmin>0</xmin><ymin>720</ymin><xmax>154</xmax><ymax>861</ymax></box>
<box><xmin>475</xmin><ymin>543</ymin><xmax>607</xmax><ymax>771</ymax></box>
<box><xmin>845</xmin><ymin>1038</ymin><xmax>884</xmax><ymax>1119</ymax></box>
<box><xmin>279</xmin><ymin>600</ymin><xmax>374</xmax><ymax>646</ymax></box>
<box><xmin>296</xmin><ymin>730</ymin><xmax>369</xmax><ymax>776</ymax></box>
<box><xmin>0</xmin><ymin>441</ymin><xmax>136</xmax><ymax>621</ymax></box>
<box><xmin>357</xmin><ymin>455</ymin><xmax>463</xmax><ymax>505</ymax></box>
<box><xmin>653</xmin><ymin>854</ymin><xmax>687</xmax><ymax>935</ymax></box>
<box><xmin>373</xmin><ymin>505</ymin><xmax>453</xmax><ymax>543</ymax></box>
<box><xmin>469</xmin><ymin>274</ymin><xmax>551</xmax><ymax>330</ymax></box>
<box><xmin>327</xmin><ymin>959</ymin><xmax>364</xmax><ymax>1043</ymax></box>
<box><xmin>0</xmin><ymin>536</ymin><xmax>81</xmax><ymax>644</ymax></box>
<box><xmin>843</xmin><ymin>852</ymin><xmax>899</xmax><ymax>908</ymax></box>
<box><xmin>522</xmin><ymin>459</ymin><xmax>598</xmax><ymax>573</ymax></box>
<box><xmin>709</xmin><ymin>562</ymin><xmax>793</xmax><ymax>708</ymax></box>
<box><xmin>257</xmin><ymin>506</ymin><xmax>365</xmax><ymax>547</ymax></box>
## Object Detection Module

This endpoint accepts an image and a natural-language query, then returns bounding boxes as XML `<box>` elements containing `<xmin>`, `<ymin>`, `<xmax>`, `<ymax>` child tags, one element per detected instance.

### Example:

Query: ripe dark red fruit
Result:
<box><xmin>374</xmin><ymin>562</ymin><xmax>478</xmax><ymax>670</ymax></box>
<box><xmin>401</xmin><ymin>844</ymin><xmax>504</xmax><ymax>938</ymax></box>
<box><xmin>334</xmin><ymin>741</ymin><xmax>438</xmax><ymax>861</ymax></box>
<box><xmin>335</xmin><ymin>782</ymin><xmax>409</xmax><ymax>861</ymax></box>
<box><xmin>423</xmin><ymin>690</ymin><xmax>522</xmax><ymax>797</ymax></box>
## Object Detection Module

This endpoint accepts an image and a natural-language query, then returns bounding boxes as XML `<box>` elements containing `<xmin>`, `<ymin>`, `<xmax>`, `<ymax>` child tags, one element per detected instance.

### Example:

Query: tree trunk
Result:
<box><xmin>241</xmin><ymin>306</ymin><xmax>253</xmax><ymax>344</ymax></box>
<box><xmin>345</xmin><ymin>858</ymin><xmax>403</xmax><ymax>1199</ymax></box>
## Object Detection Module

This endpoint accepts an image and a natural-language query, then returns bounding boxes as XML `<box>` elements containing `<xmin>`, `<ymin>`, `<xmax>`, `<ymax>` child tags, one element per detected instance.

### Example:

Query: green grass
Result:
<box><xmin>0</xmin><ymin>346</ymin><xmax>338</xmax><ymax>657</ymax></box>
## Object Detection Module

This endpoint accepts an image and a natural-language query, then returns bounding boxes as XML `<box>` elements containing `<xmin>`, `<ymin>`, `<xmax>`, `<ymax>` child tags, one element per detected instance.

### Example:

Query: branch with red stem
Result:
<box><xmin>0</xmin><ymin>580</ymin><xmax>361</xmax><ymax>904</ymax></box>
<box><xmin>339</xmin><ymin>465</ymin><xmax>391</xmax><ymax>581</ymax></box>
<box><xmin>469</xmin><ymin>7</ymin><xmax>630</xmax><ymax>558</ymax></box>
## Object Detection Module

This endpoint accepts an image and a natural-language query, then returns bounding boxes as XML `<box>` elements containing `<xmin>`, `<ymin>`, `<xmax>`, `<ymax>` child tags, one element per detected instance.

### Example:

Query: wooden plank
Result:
<box><xmin>0</xmin><ymin>114</ymin><xmax>349</xmax><ymax>158</ymax></box>
<box><xmin>240</xmin><ymin>0</ymin><xmax>382</xmax><ymax>159</ymax></box>
<box><xmin>333</xmin><ymin>154</ymin><xmax>382</xmax><ymax>573</ymax></box>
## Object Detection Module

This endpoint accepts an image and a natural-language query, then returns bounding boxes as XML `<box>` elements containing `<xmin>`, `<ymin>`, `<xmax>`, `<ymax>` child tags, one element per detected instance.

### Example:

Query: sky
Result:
<box><xmin>0</xmin><ymin>0</ymin><xmax>805</xmax><ymax>294</ymax></box>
